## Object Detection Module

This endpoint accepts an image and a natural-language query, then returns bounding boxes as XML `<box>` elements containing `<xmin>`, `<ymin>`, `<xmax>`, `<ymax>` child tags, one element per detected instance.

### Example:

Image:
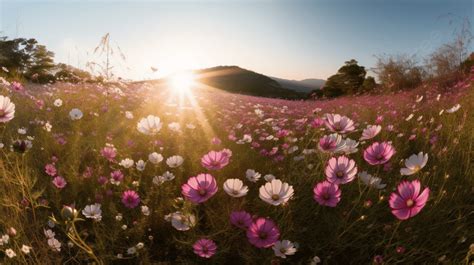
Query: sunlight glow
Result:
<box><xmin>169</xmin><ymin>71</ymin><xmax>196</xmax><ymax>94</ymax></box>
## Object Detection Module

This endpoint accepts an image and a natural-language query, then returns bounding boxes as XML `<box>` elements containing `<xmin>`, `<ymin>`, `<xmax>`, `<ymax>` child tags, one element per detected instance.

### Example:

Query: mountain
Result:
<box><xmin>195</xmin><ymin>66</ymin><xmax>306</xmax><ymax>99</ymax></box>
<box><xmin>270</xmin><ymin>77</ymin><xmax>325</xmax><ymax>93</ymax></box>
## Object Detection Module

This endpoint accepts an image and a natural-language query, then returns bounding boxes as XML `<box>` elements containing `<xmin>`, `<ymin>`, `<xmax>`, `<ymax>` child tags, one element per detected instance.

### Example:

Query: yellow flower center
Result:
<box><xmin>272</xmin><ymin>194</ymin><xmax>280</xmax><ymax>201</ymax></box>
<box><xmin>406</xmin><ymin>199</ymin><xmax>414</xmax><ymax>207</ymax></box>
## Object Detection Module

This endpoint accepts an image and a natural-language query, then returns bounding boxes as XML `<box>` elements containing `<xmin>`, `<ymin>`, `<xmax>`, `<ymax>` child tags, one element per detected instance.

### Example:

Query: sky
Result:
<box><xmin>0</xmin><ymin>0</ymin><xmax>472</xmax><ymax>81</ymax></box>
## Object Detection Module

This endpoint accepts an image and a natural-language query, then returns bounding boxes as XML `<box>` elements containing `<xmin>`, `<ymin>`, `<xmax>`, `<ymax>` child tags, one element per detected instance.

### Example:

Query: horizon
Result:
<box><xmin>0</xmin><ymin>0</ymin><xmax>472</xmax><ymax>81</ymax></box>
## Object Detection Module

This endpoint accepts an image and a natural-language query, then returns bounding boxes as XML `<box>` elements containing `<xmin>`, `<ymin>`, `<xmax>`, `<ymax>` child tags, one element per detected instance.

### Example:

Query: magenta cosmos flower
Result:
<box><xmin>246</xmin><ymin>218</ymin><xmax>280</xmax><ymax>248</ymax></box>
<box><xmin>324</xmin><ymin>113</ymin><xmax>355</xmax><ymax>134</ymax></box>
<box><xmin>201</xmin><ymin>150</ymin><xmax>230</xmax><ymax>170</ymax></box>
<box><xmin>389</xmin><ymin>180</ymin><xmax>430</xmax><ymax>220</ymax></box>
<box><xmin>230</xmin><ymin>211</ymin><xmax>253</xmax><ymax>229</ymax></box>
<box><xmin>193</xmin><ymin>239</ymin><xmax>217</xmax><ymax>258</ymax></box>
<box><xmin>121</xmin><ymin>190</ymin><xmax>140</xmax><ymax>208</ymax></box>
<box><xmin>313</xmin><ymin>181</ymin><xmax>341</xmax><ymax>207</ymax></box>
<box><xmin>181</xmin><ymin>174</ymin><xmax>218</xmax><ymax>203</ymax></box>
<box><xmin>325</xmin><ymin>156</ymin><xmax>357</xmax><ymax>185</ymax></box>
<box><xmin>363</xmin><ymin>141</ymin><xmax>395</xmax><ymax>165</ymax></box>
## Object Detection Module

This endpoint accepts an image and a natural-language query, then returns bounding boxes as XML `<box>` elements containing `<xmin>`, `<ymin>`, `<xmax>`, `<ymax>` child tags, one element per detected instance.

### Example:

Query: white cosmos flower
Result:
<box><xmin>445</xmin><ymin>104</ymin><xmax>461</xmax><ymax>113</ymax></box>
<box><xmin>5</xmin><ymin>248</ymin><xmax>16</xmax><ymax>258</ymax></box>
<box><xmin>223</xmin><ymin>179</ymin><xmax>248</xmax><ymax>197</ymax></box>
<box><xmin>310</xmin><ymin>256</ymin><xmax>322</xmax><ymax>265</ymax></box>
<box><xmin>137</xmin><ymin>115</ymin><xmax>162</xmax><ymax>135</ymax></box>
<box><xmin>358</xmin><ymin>171</ymin><xmax>386</xmax><ymax>189</ymax></box>
<box><xmin>264</xmin><ymin>174</ymin><xmax>276</xmax><ymax>181</ymax></box>
<box><xmin>272</xmin><ymin>240</ymin><xmax>297</xmax><ymax>258</ymax></box>
<box><xmin>0</xmin><ymin>234</ymin><xmax>9</xmax><ymax>245</ymax></box>
<box><xmin>119</xmin><ymin>158</ymin><xmax>134</xmax><ymax>168</ymax></box>
<box><xmin>165</xmin><ymin>211</ymin><xmax>196</xmax><ymax>231</ymax></box>
<box><xmin>136</xmin><ymin>159</ymin><xmax>146</xmax><ymax>171</ymax></box>
<box><xmin>53</xmin><ymin>99</ymin><xmax>63</xmax><ymax>107</ymax></box>
<box><xmin>400</xmin><ymin>152</ymin><xmax>428</xmax><ymax>175</ymax></box>
<box><xmin>0</xmin><ymin>95</ymin><xmax>15</xmax><ymax>123</ymax></box>
<box><xmin>360</xmin><ymin>125</ymin><xmax>381</xmax><ymax>140</ymax></box>
<box><xmin>47</xmin><ymin>238</ymin><xmax>61</xmax><ymax>252</ymax></box>
<box><xmin>168</xmin><ymin>122</ymin><xmax>181</xmax><ymax>132</ymax></box>
<box><xmin>342</xmin><ymin>138</ymin><xmax>359</xmax><ymax>154</ymax></box>
<box><xmin>152</xmin><ymin>171</ymin><xmax>175</xmax><ymax>185</ymax></box>
<box><xmin>166</xmin><ymin>155</ymin><xmax>184</xmax><ymax>168</ymax></box>
<box><xmin>141</xmin><ymin>206</ymin><xmax>150</xmax><ymax>216</ymax></box>
<box><xmin>21</xmin><ymin>245</ymin><xmax>32</xmax><ymax>254</ymax></box>
<box><xmin>246</xmin><ymin>169</ymin><xmax>261</xmax><ymax>182</ymax></box>
<box><xmin>18</xmin><ymin>127</ymin><xmax>27</xmax><ymax>134</ymax></box>
<box><xmin>44</xmin><ymin>229</ymin><xmax>55</xmax><ymax>239</ymax></box>
<box><xmin>69</xmin><ymin>108</ymin><xmax>83</xmax><ymax>120</ymax></box>
<box><xmin>82</xmin><ymin>203</ymin><xmax>102</xmax><ymax>221</ymax></box>
<box><xmin>259</xmin><ymin>179</ymin><xmax>294</xmax><ymax>206</ymax></box>
<box><xmin>125</xmin><ymin>111</ymin><xmax>134</xmax><ymax>119</ymax></box>
<box><xmin>148</xmin><ymin>152</ymin><xmax>163</xmax><ymax>164</ymax></box>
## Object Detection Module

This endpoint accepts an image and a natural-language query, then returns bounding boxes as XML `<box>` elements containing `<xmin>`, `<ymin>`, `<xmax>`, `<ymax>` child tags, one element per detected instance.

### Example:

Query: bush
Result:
<box><xmin>374</xmin><ymin>54</ymin><xmax>424</xmax><ymax>91</ymax></box>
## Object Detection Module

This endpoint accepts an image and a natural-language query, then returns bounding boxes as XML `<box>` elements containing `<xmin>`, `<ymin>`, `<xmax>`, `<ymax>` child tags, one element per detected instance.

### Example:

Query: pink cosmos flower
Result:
<box><xmin>324</xmin><ymin>113</ymin><xmax>355</xmax><ymax>134</ymax></box>
<box><xmin>211</xmin><ymin>137</ymin><xmax>221</xmax><ymax>145</ymax></box>
<box><xmin>318</xmin><ymin>133</ymin><xmax>345</xmax><ymax>153</ymax></box>
<box><xmin>313</xmin><ymin>181</ymin><xmax>341</xmax><ymax>207</ymax></box>
<box><xmin>45</xmin><ymin>164</ymin><xmax>57</xmax><ymax>177</ymax></box>
<box><xmin>230</xmin><ymin>211</ymin><xmax>253</xmax><ymax>229</ymax></box>
<box><xmin>10</xmin><ymin>81</ymin><xmax>24</xmax><ymax>92</ymax></box>
<box><xmin>389</xmin><ymin>180</ymin><xmax>430</xmax><ymax>220</ymax></box>
<box><xmin>310</xmin><ymin>117</ymin><xmax>324</xmax><ymax>128</ymax></box>
<box><xmin>325</xmin><ymin>156</ymin><xmax>357</xmax><ymax>185</ymax></box>
<box><xmin>110</xmin><ymin>170</ymin><xmax>124</xmax><ymax>185</ymax></box>
<box><xmin>360</xmin><ymin>125</ymin><xmax>382</xmax><ymax>140</ymax></box>
<box><xmin>100</xmin><ymin>144</ymin><xmax>117</xmax><ymax>162</ymax></box>
<box><xmin>246</xmin><ymin>218</ymin><xmax>280</xmax><ymax>248</ymax></box>
<box><xmin>201</xmin><ymin>150</ymin><xmax>230</xmax><ymax>170</ymax></box>
<box><xmin>181</xmin><ymin>174</ymin><xmax>218</xmax><ymax>203</ymax></box>
<box><xmin>363</xmin><ymin>141</ymin><xmax>395</xmax><ymax>165</ymax></box>
<box><xmin>193</xmin><ymin>239</ymin><xmax>217</xmax><ymax>258</ymax></box>
<box><xmin>52</xmin><ymin>176</ymin><xmax>67</xmax><ymax>189</ymax></box>
<box><xmin>0</xmin><ymin>95</ymin><xmax>16</xmax><ymax>123</ymax></box>
<box><xmin>121</xmin><ymin>190</ymin><xmax>140</xmax><ymax>208</ymax></box>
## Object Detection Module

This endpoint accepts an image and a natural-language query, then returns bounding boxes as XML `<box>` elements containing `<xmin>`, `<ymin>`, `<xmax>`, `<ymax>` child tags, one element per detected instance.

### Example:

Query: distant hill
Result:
<box><xmin>270</xmin><ymin>77</ymin><xmax>325</xmax><ymax>93</ymax></box>
<box><xmin>195</xmin><ymin>66</ymin><xmax>306</xmax><ymax>99</ymax></box>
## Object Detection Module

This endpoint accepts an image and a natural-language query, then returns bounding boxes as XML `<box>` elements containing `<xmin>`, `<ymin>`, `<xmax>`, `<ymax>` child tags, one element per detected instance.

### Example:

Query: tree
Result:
<box><xmin>55</xmin><ymin>63</ymin><xmax>92</xmax><ymax>83</ymax></box>
<box><xmin>360</xmin><ymin>76</ymin><xmax>377</xmax><ymax>93</ymax></box>
<box><xmin>426</xmin><ymin>18</ymin><xmax>472</xmax><ymax>84</ymax></box>
<box><xmin>26</xmin><ymin>44</ymin><xmax>55</xmax><ymax>82</ymax></box>
<box><xmin>0</xmin><ymin>37</ymin><xmax>37</xmax><ymax>76</ymax></box>
<box><xmin>0</xmin><ymin>37</ymin><xmax>56</xmax><ymax>83</ymax></box>
<box><xmin>322</xmin><ymin>59</ymin><xmax>366</xmax><ymax>98</ymax></box>
<box><xmin>374</xmin><ymin>54</ymin><xmax>424</xmax><ymax>91</ymax></box>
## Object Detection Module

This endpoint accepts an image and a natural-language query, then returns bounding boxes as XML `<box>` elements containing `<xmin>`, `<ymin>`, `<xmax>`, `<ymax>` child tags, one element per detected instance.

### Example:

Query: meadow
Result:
<box><xmin>0</xmin><ymin>71</ymin><xmax>473</xmax><ymax>264</ymax></box>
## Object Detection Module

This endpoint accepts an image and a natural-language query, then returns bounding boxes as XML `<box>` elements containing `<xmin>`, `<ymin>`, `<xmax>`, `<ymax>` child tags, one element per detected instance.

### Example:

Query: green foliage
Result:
<box><xmin>322</xmin><ymin>59</ymin><xmax>367</xmax><ymax>98</ymax></box>
<box><xmin>360</xmin><ymin>76</ymin><xmax>377</xmax><ymax>93</ymax></box>
<box><xmin>460</xmin><ymin>52</ymin><xmax>474</xmax><ymax>74</ymax></box>
<box><xmin>0</xmin><ymin>36</ymin><xmax>56</xmax><ymax>83</ymax></box>
<box><xmin>55</xmin><ymin>63</ymin><xmax>92</xmax><ymax>83</ymax></box>
<box><xmin>374</xmin><ymin>54</ymin><xmax>424</xmax><ymax>91</ymax></box>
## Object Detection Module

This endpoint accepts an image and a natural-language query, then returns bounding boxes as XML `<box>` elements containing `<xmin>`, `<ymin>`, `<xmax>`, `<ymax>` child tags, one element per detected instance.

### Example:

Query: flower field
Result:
<box><xmin>0</xmin><ymin>73</ymin><xmax>473</xmax><ymax>264</ymax></box>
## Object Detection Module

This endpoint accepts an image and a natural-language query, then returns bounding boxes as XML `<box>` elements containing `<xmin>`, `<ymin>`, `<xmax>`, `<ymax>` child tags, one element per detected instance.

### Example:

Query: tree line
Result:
<box><xmin>312</xmin><ymin>19</ymin><xmax>473</xmax><ymax>99</ymax></box>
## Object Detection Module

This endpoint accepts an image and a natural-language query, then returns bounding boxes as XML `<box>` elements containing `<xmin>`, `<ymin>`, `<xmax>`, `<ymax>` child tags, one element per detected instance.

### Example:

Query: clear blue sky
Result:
<box><xmin>0</xmin><ymin>0</ymin><xmax>472</xmax><ymax>80</ymax></box>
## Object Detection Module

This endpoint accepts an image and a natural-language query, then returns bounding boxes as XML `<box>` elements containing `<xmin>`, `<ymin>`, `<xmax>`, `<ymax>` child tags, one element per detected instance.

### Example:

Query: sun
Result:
<box><xmin>169</xmin><ymin>71</ymin><xmax>196</xmax><ymax>94</ymax></box>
